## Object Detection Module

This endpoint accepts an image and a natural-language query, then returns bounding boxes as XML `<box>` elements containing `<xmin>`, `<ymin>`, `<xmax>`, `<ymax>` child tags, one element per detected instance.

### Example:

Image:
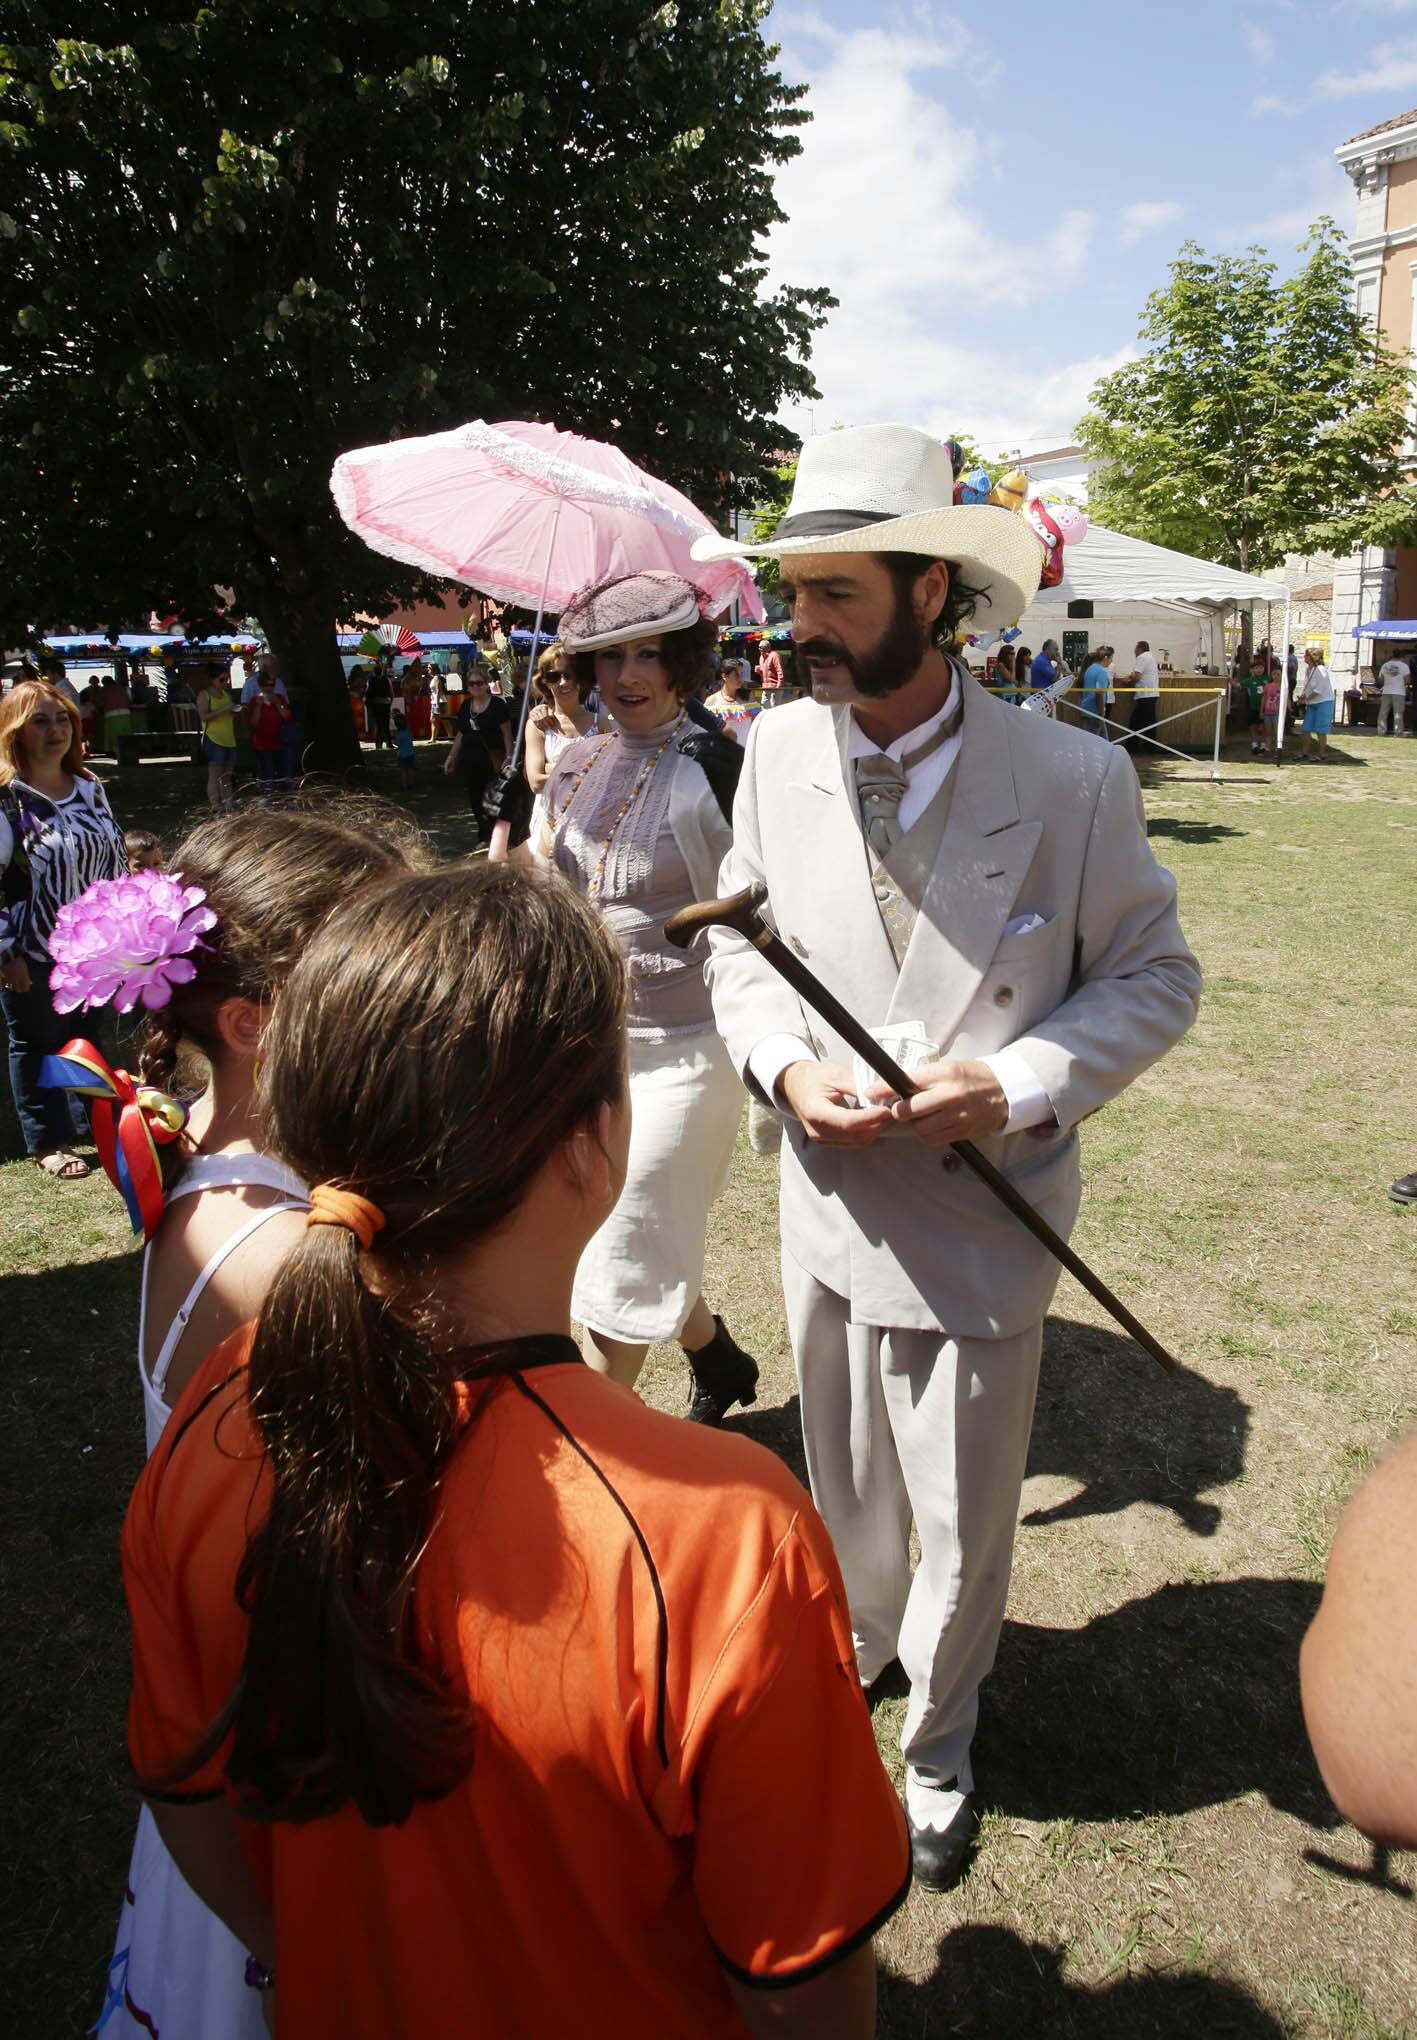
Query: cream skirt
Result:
<box><xmin>573</xmin><ymin>1029</ymin><xmax>743</xmax><ymax>1343</ymax></box>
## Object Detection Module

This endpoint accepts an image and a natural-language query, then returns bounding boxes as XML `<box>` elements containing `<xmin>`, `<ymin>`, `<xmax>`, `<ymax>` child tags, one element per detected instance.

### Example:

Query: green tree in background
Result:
<box><xmin>0</xmin><ymin>0</ymin><xmax>830</xmax><ymax>761</ymax></box>
<box><xmin>1078</xmin><ymin>219</ymin><xmax>1417</xmax><ymax>578</ymax></box>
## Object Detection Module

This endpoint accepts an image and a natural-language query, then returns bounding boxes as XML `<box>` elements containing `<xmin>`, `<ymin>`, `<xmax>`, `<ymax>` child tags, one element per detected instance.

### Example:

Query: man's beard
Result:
<box><xmin>796</xmin><ymin>586</ymin><xmax>935</xmax><ymax>701</ymax></box>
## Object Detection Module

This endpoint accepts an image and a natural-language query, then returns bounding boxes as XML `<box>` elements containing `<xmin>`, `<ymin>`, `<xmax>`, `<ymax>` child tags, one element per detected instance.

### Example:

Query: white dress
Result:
<box><xmin>546</xmin><ymin>722</ymin><xmax>742</xmax><ymax>1343</ymax></box>
<box><xmin>98</xmin><ymin>1153</ymin><xmax>308</xmax><ymax>2040</ymax></box>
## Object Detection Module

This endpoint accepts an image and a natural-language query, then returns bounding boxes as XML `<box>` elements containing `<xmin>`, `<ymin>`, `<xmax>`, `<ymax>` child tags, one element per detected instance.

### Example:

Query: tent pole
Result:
<box><xmin>1211</xmin><ymin>686</ymin><xmax>1223</xmax><ymax>783</ymax></box>
<box><xmin>1277</xmin><ymin>590</ymin><xmax>1294</xmax><ymax>758</ymax></box>
<box><xmin>511</xmin><ymin>495</ymin><xmax>563</xmax><ymax>768</ymax></box>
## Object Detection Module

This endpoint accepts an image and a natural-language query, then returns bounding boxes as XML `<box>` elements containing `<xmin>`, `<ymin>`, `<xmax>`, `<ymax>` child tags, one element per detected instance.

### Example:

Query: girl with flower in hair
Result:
<box><xmin>45</xmin><ymin>803</ymin><xmax>424</xmax><ymax>2040</ymax></box>
<box><xmin>0</xmin><ymin>679</ymin><xmax>127</xmax><ymax>1178</ymax></box>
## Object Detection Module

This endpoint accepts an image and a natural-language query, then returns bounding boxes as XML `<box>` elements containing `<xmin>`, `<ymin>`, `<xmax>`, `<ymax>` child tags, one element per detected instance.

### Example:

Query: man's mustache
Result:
<box><xmin>793</xmin><ymin>637</ymin><xmax>860</xmax><ymax>674</ymax></box>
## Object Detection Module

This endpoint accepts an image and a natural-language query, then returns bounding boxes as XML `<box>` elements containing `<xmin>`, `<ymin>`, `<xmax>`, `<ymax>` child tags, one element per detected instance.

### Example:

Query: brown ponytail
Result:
<box><xmin>179</xmin><ymin>861</ymin><xmax>627</xmax><ymax>1827</ymax></box>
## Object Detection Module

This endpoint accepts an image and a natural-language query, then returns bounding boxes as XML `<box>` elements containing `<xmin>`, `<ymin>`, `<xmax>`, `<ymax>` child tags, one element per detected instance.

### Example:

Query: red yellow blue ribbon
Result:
<box><xmin>38</xmin><ymin>1038</ymin><xmax>188</xmax><ymax>1240</ymax></box>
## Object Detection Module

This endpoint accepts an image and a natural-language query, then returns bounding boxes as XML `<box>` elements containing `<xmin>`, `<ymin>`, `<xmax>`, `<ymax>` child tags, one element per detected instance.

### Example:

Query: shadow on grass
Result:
<box><xmin>723</xmin><ymin>1324</ymin><xmax>1249</xmax><ymax>1541</ymax></box>
<box><xmin>2</xmin><ymin>1249</ymin><xmax>146</xmax><ymax>2036</ymax></box>
<box><xmin>1283</xmin><ymin>746</ymin><xmax>1368</xmax><ymax>769</ymax></box>
<box><xmin>1026</xmin><ymin>1319</ymin><xmax>1248</xmax><ymax>1537</ymax></box>
<box><xmin>881</xmin><ymin>1923</ymin><xmax>1287</xmax><ymax>2037</ymax></box>
<box><xmin>1146</xmin><ymin>818</ymin><xmax>1246</xmax><ymax>845</ymax></box>
<box><xmin>978</xmin><ymin>1575</ymin><xmax>1332</xmax><ymax>1828</ymax></box>
<box><xmin>0</xmin><ymin>1103</ymin><xmax>25</xmax><ymax>1162</ymax></box>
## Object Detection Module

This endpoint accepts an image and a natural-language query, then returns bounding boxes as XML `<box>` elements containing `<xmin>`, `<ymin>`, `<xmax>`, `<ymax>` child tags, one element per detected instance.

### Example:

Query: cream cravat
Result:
<box><xmin>853</xmin><ymin>705</ymin><xmax>961</xmax><ymax>856</ymax></box>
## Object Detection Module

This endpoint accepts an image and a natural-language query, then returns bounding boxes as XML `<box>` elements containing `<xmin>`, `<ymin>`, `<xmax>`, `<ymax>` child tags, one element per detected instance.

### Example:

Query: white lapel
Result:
<box><xmin>887</xmin><ymin>676</ymin><xmax>1042</xmax><ymax>1039</ymax></box>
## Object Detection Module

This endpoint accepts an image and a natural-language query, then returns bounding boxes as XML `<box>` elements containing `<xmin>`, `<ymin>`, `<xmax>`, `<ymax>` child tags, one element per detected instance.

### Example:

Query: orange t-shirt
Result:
<box><xmin>123</xmin><ymin>1331</ymin><xmax>909</xmax><ymax>2038</ymax></box>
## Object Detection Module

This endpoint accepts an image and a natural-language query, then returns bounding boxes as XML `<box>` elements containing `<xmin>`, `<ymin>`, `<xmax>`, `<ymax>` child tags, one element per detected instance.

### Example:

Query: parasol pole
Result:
<box><xmin>488</xmin><ymin>494</ymin><xmax>563</xmax><ymax>863</ymax></box>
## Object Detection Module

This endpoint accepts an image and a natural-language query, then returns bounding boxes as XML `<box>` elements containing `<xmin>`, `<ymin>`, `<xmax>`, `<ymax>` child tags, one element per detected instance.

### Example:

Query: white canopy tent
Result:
<box><xmin>1028</xmin><ymin>521</ymin><xmax>1290</xmax><ymax>614</ymax></box>
<box><xmin>1021</xmin><ymin>523</ymin><xmax>1294</xmax><ymax>769</ymax></box>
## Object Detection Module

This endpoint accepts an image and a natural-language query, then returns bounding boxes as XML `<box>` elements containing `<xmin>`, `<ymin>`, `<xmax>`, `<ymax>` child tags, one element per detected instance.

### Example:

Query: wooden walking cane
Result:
<box><xmin>665</xmin><ymin>883</ymin><xmax>1178</xmax><ymax>1375</ymax></box>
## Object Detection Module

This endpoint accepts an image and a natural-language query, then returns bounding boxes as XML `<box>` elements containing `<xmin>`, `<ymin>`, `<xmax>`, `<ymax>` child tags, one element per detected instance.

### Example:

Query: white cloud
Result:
<box><xmin>1312</xmin><ymin>35</ymin><xmax>1417</xmax><ymax>96</ymax></box>
<box><xmin>1233</xmin><ymin>150</ymin><xmax>1355</xmax><ymax>242</ymax></box>
<box><xmin>766</xmin><ymin>10</ymin><xmax>1106</xmax><ymax>451</ymax></box>
<box><xmin>1120</xmin><ymin>200</ymin><xmax>1185</xmax><ymax>247</ymax></box>
<box><xmin>1243</xmin><ymin>19</ymin><xmax>1277</xmax><ymax>61</ymax></box>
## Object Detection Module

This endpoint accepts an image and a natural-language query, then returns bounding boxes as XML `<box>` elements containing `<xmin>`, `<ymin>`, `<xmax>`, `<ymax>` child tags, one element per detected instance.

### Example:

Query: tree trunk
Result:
<box><xmin>255</xmin><ymin>592</ymin><xmax>360</xmax><ymax>771</ymax></box>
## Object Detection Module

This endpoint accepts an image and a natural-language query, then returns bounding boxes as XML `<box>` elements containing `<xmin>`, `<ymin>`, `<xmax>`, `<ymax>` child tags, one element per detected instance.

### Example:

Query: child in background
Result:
<box><xmin>703</xmin><ymin>658</ymin><xmax>760</xmax><ymax>743</ymax></box>
<box><xmin>79</xmin><ymin>681</ymin><xmax>101</xmax><ymax>755</ymax></box>
<box><xmin>393</xmin><ymin>709</ymin><xmax>416</xmax><ymax>791</ymax></box>
<box><xmin>245</xmin><ymin>673</ymin><xmax>294</xmax><ymax>799</ymax></box>
<box><xmin>1260</xmin><ymin>666</ymin><xmax>1282</xmax><ymax>760</ymax></box>
<box><xmin>124</xmin><ymin>829</ymin><xmax>163</xmax><ymax>871</ymax></box>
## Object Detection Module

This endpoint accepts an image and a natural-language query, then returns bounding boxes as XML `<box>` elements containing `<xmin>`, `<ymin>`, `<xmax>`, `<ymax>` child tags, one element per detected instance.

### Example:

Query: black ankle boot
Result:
<box><xmin>684</xmin><ymin>1316</ymin><xmax>759</xmax><ymax>1426</ymax></box>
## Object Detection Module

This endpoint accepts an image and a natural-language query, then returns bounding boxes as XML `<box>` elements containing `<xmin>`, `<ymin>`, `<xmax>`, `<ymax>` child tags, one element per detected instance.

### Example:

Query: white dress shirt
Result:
<box><xmin>746</xmin><ymin>676</ymin><xmax>1055</xmax><ymax>1132</ymax></box>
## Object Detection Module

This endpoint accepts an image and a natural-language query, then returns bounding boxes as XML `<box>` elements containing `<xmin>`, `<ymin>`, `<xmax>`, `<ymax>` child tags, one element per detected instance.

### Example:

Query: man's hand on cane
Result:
<box><xmin>865</xmin><ymin>1058</ymin><xmax>1008</xmax><ymax>1146</ymax></box>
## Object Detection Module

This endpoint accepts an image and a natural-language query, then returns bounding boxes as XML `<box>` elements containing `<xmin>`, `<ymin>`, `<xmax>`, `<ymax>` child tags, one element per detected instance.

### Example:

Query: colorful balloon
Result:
<box><xmin>989</xmin><ymin>467</ymin><xmax>1029</xmax><ymax>513</ymax></box>
<box><xmin>1021</xmin><ymin>496</ymin><xmax>1086</xmax><ymax>589</ymax></box>
<box><xmin>1050</xmin><ymin>502</ymin><xmax>1090</xmax><ymax>547</ymax></box>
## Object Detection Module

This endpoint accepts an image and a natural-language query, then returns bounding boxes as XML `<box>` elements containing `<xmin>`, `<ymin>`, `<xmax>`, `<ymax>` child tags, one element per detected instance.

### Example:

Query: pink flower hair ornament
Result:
<box><xmin>48</xmin><ymin>870</ymin><xmax>218</xmax><ymax>1015</ymax></box>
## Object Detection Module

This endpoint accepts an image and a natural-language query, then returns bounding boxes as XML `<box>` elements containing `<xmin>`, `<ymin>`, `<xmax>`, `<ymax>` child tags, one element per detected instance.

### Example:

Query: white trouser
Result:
<box><xmin>1377</xmin><ymin>694</ymin><xmax>1405</xmax><ymax>734</ymax></box>
<box><xmin>783</xmin><ymin>1250</ymin><xmax>1042</xmax><ymax>1789</ymax></box>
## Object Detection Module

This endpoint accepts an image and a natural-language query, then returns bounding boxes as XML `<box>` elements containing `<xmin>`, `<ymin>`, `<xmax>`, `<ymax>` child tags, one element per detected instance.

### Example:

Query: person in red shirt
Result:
<box><xmin>123</xmin><ymin>861</ymin><xmax>909</xmax><ymax>2039</ymax></box>
<box><xmin>758</xmin><ymin>641</ymin><xmax>787</xmax><ymax>705</ymax></box>
<box><xmin>244</xmin><ymin>673</ymin><xmax>294</xmax><ymax>797</ymax></box>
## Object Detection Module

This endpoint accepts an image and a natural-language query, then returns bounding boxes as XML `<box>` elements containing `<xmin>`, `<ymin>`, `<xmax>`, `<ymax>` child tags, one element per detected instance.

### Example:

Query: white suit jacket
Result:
<box><xmin>706</xmin><ymin>677</ymin><xmax>1202</xmax><ymax>1338</ymax></box>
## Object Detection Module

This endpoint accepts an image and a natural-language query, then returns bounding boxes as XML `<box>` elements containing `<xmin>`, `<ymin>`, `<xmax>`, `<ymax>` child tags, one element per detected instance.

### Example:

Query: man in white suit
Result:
<box><xmin>692</xmin><ymin>426</ymin><xmax>1201</xmax><ymax>1888</ymax></box>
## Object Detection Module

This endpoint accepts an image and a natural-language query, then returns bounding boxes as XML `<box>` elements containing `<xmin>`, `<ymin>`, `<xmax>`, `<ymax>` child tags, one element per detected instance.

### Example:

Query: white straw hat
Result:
<box><xmin>691</xmin><ymin>424</ymin><xmax>1043</xmax><ymax>633</ymax></box>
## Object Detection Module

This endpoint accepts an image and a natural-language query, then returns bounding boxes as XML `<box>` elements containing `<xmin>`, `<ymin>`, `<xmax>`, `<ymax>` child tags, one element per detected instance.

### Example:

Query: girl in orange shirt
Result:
<box><xmin>123</xmin><ymin>862</ymin><xmax>908</xmax><ymax>2039</ymax></box>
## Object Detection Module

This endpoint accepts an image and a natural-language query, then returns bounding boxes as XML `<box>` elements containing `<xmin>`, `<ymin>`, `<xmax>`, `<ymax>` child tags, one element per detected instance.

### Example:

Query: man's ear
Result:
<box><xmin>919</xmin><ymin>559</ymin><xmax>949</xmax><ymax>634</ymax></box>
<box><xmin>212</xmin><ymin>995</ymin><xmax>266</xmax><ymax>1062</ymax></box>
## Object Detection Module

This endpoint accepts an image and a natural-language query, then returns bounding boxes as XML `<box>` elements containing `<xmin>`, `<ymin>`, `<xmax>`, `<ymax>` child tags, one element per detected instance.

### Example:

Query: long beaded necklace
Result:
<box><xmin>553</xmin><ymin>713</ymin><xmax>685</xmax><ymax>902</ymax></box>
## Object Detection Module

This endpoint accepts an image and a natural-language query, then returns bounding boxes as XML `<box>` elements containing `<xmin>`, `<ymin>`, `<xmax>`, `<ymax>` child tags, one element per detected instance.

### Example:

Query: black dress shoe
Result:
<box><xmin>1390</xmin><ymin>1171</ymin><xmax>1417</xmax><ymax>1205</ymax></box>
<box><xmin>684</xmin><ymin>1316</ymin><xmax>759</xmax><ymax>1425</ymax></box>
<box><xmin>906</xmin><ymin>1792</ymin><xmax>977</xmax><ymax>1892</ymax></box>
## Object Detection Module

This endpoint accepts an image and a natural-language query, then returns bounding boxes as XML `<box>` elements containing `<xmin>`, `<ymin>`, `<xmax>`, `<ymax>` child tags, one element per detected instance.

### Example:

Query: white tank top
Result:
<box><xmin>138</xmin><ymin>1152</ymin><xmax>309</xmax><ymax>1455</ymax></box>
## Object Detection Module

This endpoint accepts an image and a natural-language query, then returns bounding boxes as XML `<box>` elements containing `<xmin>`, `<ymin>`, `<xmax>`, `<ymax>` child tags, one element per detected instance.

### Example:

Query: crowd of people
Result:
<box><xmin>4</xmin><ymin>423</ymin><xmax>1414</xmax><ymax>2038</ymax></box>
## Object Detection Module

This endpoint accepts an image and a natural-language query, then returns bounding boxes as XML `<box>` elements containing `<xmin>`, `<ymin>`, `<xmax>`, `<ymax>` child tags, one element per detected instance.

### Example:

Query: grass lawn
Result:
<box><xmin>4</xmin><ymin>729</ymin><xmax>1416</xmax><ymax>2037</ymax></box>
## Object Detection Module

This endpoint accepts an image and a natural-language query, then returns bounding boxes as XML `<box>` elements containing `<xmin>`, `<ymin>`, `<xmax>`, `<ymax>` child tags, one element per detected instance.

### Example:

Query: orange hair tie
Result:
<box><xmin>305</xmin><ymin>1185</ymin><xmax>386</xmax><ymax>1251</ymax></box>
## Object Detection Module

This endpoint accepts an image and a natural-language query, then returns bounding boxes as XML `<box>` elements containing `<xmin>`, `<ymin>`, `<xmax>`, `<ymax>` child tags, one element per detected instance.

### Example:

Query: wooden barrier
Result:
<box><xmin>1051</xmin><ymin>680</ymin><xmax>1224</xmax><ymax>747</ymax></box>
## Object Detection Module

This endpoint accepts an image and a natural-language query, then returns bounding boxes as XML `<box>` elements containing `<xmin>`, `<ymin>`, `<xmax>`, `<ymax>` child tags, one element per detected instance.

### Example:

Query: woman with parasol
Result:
<box><xmin>532</xmin><ymin>572</ymin><xmax>758</xmax><ymax>1424</ymax></box>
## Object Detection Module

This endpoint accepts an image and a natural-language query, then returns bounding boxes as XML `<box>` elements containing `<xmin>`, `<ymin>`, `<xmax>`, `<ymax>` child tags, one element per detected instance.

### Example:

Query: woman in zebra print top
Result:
<box><xmin>0</xmin><ymin>680</ymin><xmax>128</xmax><ymax>1175</ymax></box>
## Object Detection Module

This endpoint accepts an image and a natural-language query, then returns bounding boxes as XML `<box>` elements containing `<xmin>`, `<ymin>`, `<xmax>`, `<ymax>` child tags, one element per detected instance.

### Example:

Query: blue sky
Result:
<box><xmin>762</xmin><ymin>0</ymin><xmax>1415</xmax><ymax>457</ymax></box>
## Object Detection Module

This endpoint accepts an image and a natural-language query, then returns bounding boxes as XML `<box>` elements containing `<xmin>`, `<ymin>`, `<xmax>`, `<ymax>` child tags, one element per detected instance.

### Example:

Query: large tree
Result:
<box><xmin>0</xmin><ymin>0</ymin><xmax>829</xmax><ymax>760</ymax></box>
<box><xmin>1077</xmin><ymin>219</ymin><xmax>1417</xmax><ymax>576</ymax></box>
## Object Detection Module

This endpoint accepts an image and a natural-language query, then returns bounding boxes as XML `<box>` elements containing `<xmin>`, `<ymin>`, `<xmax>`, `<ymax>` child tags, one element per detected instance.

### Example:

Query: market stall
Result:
<box><xmin>1051</xmin><ymin>679</ymin><xmax>1224</xmax><ymax>747</ymax></box>
<box><xmin>1020</xmin><ymin>523</ymin><xmax>1292</xmax><ymax>767</ymax></box>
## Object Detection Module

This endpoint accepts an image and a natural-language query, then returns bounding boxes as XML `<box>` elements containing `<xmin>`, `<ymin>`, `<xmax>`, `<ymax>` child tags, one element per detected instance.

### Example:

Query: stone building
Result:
<box><xmin>1332</xmin><ymin>109</ymin><xmax>1417</xmax><ymax>686</ymax></box>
